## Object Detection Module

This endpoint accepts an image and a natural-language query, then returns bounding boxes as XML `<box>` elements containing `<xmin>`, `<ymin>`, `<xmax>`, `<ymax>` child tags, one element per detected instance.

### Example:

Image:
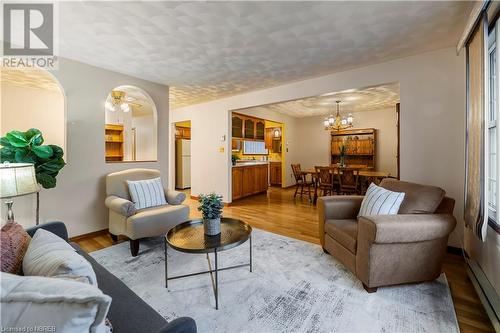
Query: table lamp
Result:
<box><xmin>0</xmin><ymin>162</ymin><xmax>39</xmax><ymax>222</ymax></box>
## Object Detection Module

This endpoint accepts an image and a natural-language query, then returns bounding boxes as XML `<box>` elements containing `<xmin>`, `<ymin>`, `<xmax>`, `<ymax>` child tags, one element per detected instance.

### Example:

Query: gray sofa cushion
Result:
<box><xmin>71</xmin><ymin>243</ymin><xmax>168</xmax><ymax>333</ymax></box>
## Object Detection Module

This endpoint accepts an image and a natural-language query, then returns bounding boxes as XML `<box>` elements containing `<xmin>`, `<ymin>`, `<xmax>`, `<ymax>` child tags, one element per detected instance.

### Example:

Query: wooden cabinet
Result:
<box><xmin>232</xmin><ymin>115</ymin><xmax>243</xmax><ymax>138</ymax></box>
<box><xmin>175</xmin><ymin>126</ymin><xmax>191</xmax><ymax>139</ymax></box>
<box><xmin>232</xmin><ymin>164</ymin><xmax>268</xmax><ymax>200</ymax></box>
<box><xmin>105</xmin><ymin>124</ymin><xmax>124</xmax><ymax>162</ymax></box>
<box><xmin>331</xmin><ymin>128</ymin><xmax>376</xmax><ymax>168</ymax></box>
<box><xmin>232</xmin><ymin>167</ymin><xmax>243</xmax><ymax>199</ymax></box>
<box><xmin>265</xmin><ymin>128</ymin><xmax>274</xmax><ymax>149</ymax></box>
<box><xmin>255</xmin><ymin>120</ymin><xmax>265</xmax><ymax>140</ymax></box>
<box><xmin>244</xmin><ymin>118</ymin><xmax>255</xmax><ymax>139</ymax></box>
<box><xmin>269</xmin><ymin>162</ymin><xmax>282</xmax><ymax>186</ymax></box>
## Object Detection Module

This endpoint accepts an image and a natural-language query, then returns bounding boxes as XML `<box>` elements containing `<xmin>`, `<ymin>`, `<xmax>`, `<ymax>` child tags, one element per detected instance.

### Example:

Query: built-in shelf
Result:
<box><xmin>105</xmin><ymin>124</ymin><xmax>124</xmax><ymax>162</ymax></box>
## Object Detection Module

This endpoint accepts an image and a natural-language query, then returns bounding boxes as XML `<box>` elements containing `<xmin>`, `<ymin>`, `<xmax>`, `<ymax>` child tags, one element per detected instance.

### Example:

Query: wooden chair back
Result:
<box><xmin>291</xmin><ymin>164</ymin><xmax>304</xmax><ymax>183</ymax></box>
<box><xmin>315</xmin><ymin>166</ymin><xmax>333</xmax><ymax>187</ymax></box>
<box><xmin>338</xmin><ymin>168</ymin><xmax>359</xmax><ymax>191</ymax></box>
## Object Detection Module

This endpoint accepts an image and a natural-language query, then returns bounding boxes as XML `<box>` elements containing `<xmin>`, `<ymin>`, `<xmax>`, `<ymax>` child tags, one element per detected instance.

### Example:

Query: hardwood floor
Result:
<box><xmin>75</xmin><ymin>187</ymin><xmax>494</xmax><ymax>333</ymax></box>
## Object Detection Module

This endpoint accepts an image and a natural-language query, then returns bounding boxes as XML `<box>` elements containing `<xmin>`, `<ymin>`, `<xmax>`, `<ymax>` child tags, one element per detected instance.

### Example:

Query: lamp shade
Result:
<box><xmin>0</xmin><ymin>163</ymin><xmax>39</xmax><ymax>199</ymax></box>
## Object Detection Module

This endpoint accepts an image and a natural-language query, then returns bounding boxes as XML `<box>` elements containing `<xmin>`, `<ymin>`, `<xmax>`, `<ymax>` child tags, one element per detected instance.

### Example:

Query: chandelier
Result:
<box><xmin>323</xmin><ymin>100</ymin><xmax>354</xmax><ymax>131</ymax></box>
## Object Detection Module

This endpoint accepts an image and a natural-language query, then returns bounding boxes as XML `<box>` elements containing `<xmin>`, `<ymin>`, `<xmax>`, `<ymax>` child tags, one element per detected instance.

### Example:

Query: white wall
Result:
<box><xmin>1</xmin><ymin>58</ymin><xmax>169</xmax><ymax>237</ymax></box>
<box><xmin>294</xmin><ymin>108</ymin><xmax>398</xmax><ymax>176</ymax></box>
<box><xmin>170</xmin><ymin>47</ymin><xmax>465</xmax><ymax>247</ymax></box>
<box><xmin>132</xmin><ymin>114</ymin><xmax>156</xmax><ymax>161</ymax></box>
<box><xmin>1</xmin><ymin>85</ymin><xmax>65</xmax><ymax>151</ymax></box>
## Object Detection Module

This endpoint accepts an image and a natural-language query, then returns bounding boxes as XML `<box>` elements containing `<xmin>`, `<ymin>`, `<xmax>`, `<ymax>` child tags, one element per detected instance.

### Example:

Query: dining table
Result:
<box><xmin>301</xmin><ymin>167</ymin><xmax>391</xmax><ymax>204</ymax></box>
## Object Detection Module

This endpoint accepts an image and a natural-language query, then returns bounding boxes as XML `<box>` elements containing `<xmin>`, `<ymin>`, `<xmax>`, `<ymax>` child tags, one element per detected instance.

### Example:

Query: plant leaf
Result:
<box><xmin>0</xmin><ymin>137</ymin><xmax>13</xmax><ymax>148</ymax></box>
<box><xmin>49</xmin><ymin>145</ymin><xmax>64</xmax><ymax>159</ymax></box>
<box><xmin>6</xmin><ymin>131</ymin><xmax>28</xmax><ymax>147</ymax></box>
<box><xmin>15</xmin><ymin>150</ymin><xmax>35</xmax><ymax>163</ymax></box>
<box><xmin>36</xmin><ymin>173</ymin><xmax>56</xmax><ymax>189</ymax></box>
<box><xmin>31</xmin><ymin>145</ymin><xmax>53</xmax><ymax>159</ymax></box>
<box><xmin>29</xmin><ymin>133</ymin><xmax>43</xmax><ymax>146</ymax></box>
<box><xmin>25</xmin><ymin>128</ymin><xmax>43</xmax><ymax>143</ymax></box>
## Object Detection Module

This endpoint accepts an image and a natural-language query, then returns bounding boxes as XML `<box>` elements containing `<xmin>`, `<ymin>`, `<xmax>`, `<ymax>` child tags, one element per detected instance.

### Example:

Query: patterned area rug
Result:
<box><xmin>90</xmin><ymin>229</ymin><xmax>459</xmax><ymax>333</ymax></box>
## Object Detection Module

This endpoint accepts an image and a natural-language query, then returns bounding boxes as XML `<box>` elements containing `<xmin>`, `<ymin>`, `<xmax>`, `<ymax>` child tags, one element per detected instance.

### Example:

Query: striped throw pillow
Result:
<box><xmin>358</xmin><ymin>183</ymin><xmax>405</xmax><ymax>217</ymax></box>
<box><xmin>126</xmin><ymin>177</ymin><xmax>167</xmax><ymax>210</ymax></box>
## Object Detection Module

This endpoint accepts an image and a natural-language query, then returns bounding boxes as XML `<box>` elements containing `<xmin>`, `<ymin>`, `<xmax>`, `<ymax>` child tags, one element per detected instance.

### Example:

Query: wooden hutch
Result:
<box><xmin>105</xmin><ymin>124</ymin><xmax>124</xmax><ymax>162</ymax></box>
<box><xmin>331</xmin><ymin>128</ymin><xmax>376</xmax><ymax>168</ymax></box>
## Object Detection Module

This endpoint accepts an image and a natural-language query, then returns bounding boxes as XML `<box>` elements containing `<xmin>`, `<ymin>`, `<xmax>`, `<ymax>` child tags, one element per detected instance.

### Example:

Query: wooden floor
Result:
<box><xmin>75</xmin><ymin>187</ymin><xmax>494</xmax><ymax>333</ymax></box>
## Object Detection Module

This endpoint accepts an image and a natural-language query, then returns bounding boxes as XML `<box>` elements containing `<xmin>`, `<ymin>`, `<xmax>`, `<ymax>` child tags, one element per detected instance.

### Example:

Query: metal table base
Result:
<box><xmin>164</xmin><ymin>235</ymin><xmax>252</xmax><ymax>310</ymax></box>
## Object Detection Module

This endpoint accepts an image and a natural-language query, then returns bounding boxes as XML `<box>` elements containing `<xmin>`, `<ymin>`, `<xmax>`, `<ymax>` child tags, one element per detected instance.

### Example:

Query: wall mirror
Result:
<box><xmin>104</xmin><ymin>85</ymin><xmax>157</xmax><ymax>162</ymax></box>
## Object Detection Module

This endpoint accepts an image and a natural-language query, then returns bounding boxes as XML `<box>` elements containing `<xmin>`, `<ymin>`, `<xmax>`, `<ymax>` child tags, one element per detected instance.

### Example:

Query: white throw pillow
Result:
<box><xmin>22</xmin><ymin>229</ymin><xmax>98</xmax><ymax>286</ymax></box>
<box><xmin>358</xmin><ymin>183</ymin><xmax>405</xmax><ymax>216</ymax></box>
<box><xmin>126</xmin><ymin>177</ymin><xmax>167</xmax><ymax>210</ymax></box>
<box><xmin>1</xmin><ymin>272</ymin><xmax>111</xmax><ymax>333</ymax></box>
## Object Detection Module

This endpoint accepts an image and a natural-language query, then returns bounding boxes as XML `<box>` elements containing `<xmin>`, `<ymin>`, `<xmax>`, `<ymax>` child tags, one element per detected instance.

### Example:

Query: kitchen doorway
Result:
<box><xmin>174</xmin><ymin>121</ymin><xmax>191</xmax><ymax>190</ymax></box>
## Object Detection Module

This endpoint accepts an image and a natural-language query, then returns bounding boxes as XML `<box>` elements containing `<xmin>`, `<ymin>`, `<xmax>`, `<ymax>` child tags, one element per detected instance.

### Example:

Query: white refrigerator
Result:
<box><xmin>175</xmin><ymin>139</ymin><xmax>191</xmax><ymax>189</ymax></box>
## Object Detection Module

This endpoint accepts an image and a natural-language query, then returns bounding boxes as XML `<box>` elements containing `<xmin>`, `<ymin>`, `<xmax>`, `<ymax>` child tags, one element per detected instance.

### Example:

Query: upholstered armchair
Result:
<box><xmin>105</xmin><ymin>168</ymin><xmax>189</xmax><ymax>256</ymax></box>
<box><xmin>318</xmin><ymin>178</ymin><xmax>456</xmax><ymax>292</ymax></box>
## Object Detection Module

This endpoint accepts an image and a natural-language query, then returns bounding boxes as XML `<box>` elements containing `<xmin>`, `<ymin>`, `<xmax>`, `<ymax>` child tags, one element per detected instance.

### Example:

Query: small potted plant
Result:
<box><xmin>198</xmin><ymin>193</ymin><xmax>224</xmax><ymax>236</ymax></box>
<box><xmin>231</xmin><ymin>154</ymin><xmax>240</xmax><ymax>166</ymax></box>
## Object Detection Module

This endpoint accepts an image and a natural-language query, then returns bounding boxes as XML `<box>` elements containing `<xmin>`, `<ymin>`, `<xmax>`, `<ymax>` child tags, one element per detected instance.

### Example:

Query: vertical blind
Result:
<box><xmin>465</xmin><ymin>15</ymin><xmax>489</xmax><ymax>241</ymax></box>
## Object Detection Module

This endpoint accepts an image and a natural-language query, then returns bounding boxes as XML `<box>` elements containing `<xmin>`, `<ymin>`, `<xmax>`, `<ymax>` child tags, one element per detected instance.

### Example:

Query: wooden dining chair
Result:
<box><xmin>291</xmin><ymin>164</ymin><xmax>313</xmax><ymax>201</ymax></box>
<box><xmin>315</xmin><ymin>166</ymin><xmax>335</xmax><ymax>196</ymax></box>
<box><xmin>337</xmin><ymin>168</ymin><xmax>360</xmax><ymax>195</ymax></box>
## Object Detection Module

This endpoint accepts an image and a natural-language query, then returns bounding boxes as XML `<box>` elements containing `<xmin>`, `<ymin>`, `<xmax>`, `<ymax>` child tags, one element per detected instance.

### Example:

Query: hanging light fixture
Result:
<box><xmin>323</xmin><ymin>100</ymin><xmax>354</xmax><ymax>131</ymax></box>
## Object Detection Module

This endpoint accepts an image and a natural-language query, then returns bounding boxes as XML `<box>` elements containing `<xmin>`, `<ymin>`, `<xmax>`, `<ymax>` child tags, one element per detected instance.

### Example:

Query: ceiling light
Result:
<box><xmin>323</xmin><ymin>101</ymin><xmax>354</xmax><ymax>131</ymax></box>
<box><xmin>121</xmin><ymin>103</ymin><xmax>130</xmax><ymax>113</ymax></box>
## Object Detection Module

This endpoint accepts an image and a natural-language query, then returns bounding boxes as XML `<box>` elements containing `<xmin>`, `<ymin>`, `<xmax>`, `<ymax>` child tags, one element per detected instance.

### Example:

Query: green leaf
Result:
<box><xmin>29</xmin><ymin>133</ymin><xmax>43</xmax><ymax>146</ymax></box>
<box><xmin>15</xmin><ymin>150</ymin><xmax>35</xmax><ymax>163</ymax></box>
<box><xmin>0</xmin><ymin>137</ymin><xmax>13</xmax><ymax>148</ymax></box>
<box><xmin>6</xmin><ymin>131</ymin><xmax>28</xmax><ymax>147</ymax></box>
<box><xmin>36</xmin><ymin>173</ymin><xmax>56</xmax><ymax>189</ymax></box>
<box><xmin>24</xmin><ymin>128</ymin><xmax>43</xmax><ymax>141</ymax></box>
<box><xmin>49</xmin><ymin>145</ymin><xmax>64</xmax><ymax>159</ymax></box>
<box><xmin>31</xmin><ymin>145</ymin><xmax>53</xmax><ymax>159</ymax></box>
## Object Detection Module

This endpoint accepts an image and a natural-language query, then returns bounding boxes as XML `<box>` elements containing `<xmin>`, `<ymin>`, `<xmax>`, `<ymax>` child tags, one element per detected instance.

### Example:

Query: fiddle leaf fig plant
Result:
<box><xmin>197</xmin><ymin>193</ymin><xmax>224</xmax><ymax>220</ymax></box>
<box><xmin>0</xmin><ymin>128</ymin><xmax>66</xmax><ymax>189</ymax></box>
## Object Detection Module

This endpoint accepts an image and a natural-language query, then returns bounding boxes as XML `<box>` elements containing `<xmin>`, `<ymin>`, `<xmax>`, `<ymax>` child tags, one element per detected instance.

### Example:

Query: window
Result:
<box><xmin>488</xmin><ymin>24</ymin><xmax>500</xmax><ymax>230</ymax></box>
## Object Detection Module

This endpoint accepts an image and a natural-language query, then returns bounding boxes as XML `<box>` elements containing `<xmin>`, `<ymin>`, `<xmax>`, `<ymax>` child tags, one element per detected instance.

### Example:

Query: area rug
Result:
<box><xmin>90</xmin><ymin>228</ymin><xmax>459</xmax><ymax>333</ymax></box>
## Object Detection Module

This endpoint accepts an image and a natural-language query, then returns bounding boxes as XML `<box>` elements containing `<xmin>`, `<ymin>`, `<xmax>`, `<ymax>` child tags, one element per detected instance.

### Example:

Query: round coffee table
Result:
<box><xmin>164</xmin><ymin>218</ymin><xmax>252</xmax><ymax>310</ymax></box>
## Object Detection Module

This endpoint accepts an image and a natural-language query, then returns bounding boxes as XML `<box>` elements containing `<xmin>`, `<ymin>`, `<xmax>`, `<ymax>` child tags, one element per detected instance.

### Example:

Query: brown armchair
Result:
<box><xmin>318</xmin><ymin>178</ymin><xmax>456</xmax><ymax>292</ymax></box>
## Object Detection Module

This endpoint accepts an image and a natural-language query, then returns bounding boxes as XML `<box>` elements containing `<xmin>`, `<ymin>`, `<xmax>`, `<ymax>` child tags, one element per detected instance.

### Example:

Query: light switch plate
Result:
<box><xmin>219</xmin><ymin>147</ymin><xmax>224</xmax><ymax>152</ymax></box>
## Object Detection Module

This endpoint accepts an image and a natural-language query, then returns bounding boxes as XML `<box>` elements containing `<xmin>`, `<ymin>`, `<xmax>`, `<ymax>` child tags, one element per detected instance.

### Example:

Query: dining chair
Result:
<box><xmin>337</xmin><ymin>168</ymin><xmax>360</xmax><ymax>195</ymax></box>
<box><xmin>291</xmin><ymin>164</ymin><xmax>313</xmax><ymax>202</ymax></box>
<box><xmin>315</xmin><ymin>166</ymin><xmax>335</xmax><ymax>196</ymax></box>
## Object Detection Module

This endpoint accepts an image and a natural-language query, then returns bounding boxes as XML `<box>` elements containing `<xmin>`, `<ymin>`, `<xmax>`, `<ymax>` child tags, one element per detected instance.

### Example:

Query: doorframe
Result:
<box><xmin>396</xmin><ymin>102</ymin><xmax>401</xmax><ymax>179</ymax></box>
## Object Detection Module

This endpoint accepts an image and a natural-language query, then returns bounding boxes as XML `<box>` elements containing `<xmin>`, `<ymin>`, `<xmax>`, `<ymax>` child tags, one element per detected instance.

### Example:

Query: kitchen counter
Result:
<box><xmin>232</xmin><ymin>163</ymin><xmax>268</xmax><ymax>200</ymax></box>
<box><xmin>233</xmin><ymin>161</ymin><xmax>269</xmax><ymax>167</ymax></box>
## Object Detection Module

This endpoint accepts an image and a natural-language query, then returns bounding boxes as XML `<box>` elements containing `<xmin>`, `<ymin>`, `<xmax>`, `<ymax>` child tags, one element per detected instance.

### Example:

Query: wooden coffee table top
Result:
<box><xmin>166</xmin><ymin>218</ymin><xmax>252</xmax><ymax>254</ymax></box>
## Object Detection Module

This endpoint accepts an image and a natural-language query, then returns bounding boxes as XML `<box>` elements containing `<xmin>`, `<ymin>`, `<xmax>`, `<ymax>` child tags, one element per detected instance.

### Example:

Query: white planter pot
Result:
<box><xmin>203</xmin><ymin>218</ymin><xmax>221</xmax><ymax>236</ymax></box>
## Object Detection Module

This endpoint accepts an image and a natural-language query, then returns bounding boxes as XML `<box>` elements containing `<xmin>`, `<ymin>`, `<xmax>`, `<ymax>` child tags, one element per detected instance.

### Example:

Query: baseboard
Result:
<box><xmin>446</xmin><ymin>246</ymin><xmax>463</xmax><ymax>256</ymax></box>
<box><xmin>467</xmin><ymin>258</ymin><xmax>500</xmax><ymax>332</ymax></box>
<box><xmin>69</xmin><ymin>228</ymin><xmax>108</xmax><ymax>242</ymax></box>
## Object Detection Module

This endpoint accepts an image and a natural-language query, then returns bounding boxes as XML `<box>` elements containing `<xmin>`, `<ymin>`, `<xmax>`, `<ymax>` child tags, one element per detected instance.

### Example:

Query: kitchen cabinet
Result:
<box><xmin>175</xmin><ymin>126</ymin><xmax>191</xmax><ymax>139</ymax></box>
<box><xmin>265</xmin><ymin>128</ymin><xmax>274</xmax><ymax>149</ymax></box>
<box><xmin>269</xmin><ymin>162</ymin><xmax>282</xmax><ymax>186</ymax></box>
<box><xmin>255</xmin><ymin>120</ymin><xmax>265</xmax><ymax>140</ymax></box>
<box><xmin>232</xmin><ymin>164</ymin><xmax>268</xmax><ymax>200</ymax></box>
<box><xmin>232</xmin><ymin>115</ymin><xmax>243</xmax><ymax>138</ymax></box>
<box><xmin>231</xmin><ymin>139</ymin><xmax>241</xmax><ymax>151</ymax></box>
<box><xmin>244</xmin><ymin>118</ymin><xmax>255</xmax><ymax>139</ymax></box>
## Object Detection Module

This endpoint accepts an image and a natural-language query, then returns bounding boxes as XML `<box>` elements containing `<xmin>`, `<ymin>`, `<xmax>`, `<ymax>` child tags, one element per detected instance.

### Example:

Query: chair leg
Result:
<box><xmin>109</xmin><ymin>233</ymin><xmax>118</xmax><ymax>242</ymax></box>
<box><xmin>130</xmin><ymin>239</ymin><xmax>140</xmax><ymax>257</ymax></box>
<box><xmin>294</xmin><ymin>184</ymin><xmax>299</xmax><ymax>198</ymax></box>
<box><xmin>363</xmin><ymin>283</ymin><xmax>378</xmax><ymax>293</ymax></box>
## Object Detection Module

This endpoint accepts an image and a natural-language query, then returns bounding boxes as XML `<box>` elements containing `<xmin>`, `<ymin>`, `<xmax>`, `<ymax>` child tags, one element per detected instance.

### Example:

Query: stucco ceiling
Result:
<box><xmin>1</xmin><ymin>68</ymin><xmax>61</xmax><ymax>92</ymax></box>
<box><xmin>237</xmin><ymin>82</ymin><xmax>400</xmax><ymax>118</ymax></box>
<box><xmin>58</xmin><ymin>1</ymin><xmax>471</xmax><ymax>109</ymax></box>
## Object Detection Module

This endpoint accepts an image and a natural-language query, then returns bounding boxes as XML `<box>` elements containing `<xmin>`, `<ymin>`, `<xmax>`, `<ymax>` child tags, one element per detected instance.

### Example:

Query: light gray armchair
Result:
<box><xmin>105</xmin><ymin>168</ymin><xmax>190</xmax><ymax>256</ymax></box>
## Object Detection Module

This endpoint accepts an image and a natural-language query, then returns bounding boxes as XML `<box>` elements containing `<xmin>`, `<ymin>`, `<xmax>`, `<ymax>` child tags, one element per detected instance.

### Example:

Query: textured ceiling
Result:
<box><xmin>236</xmin><ymin>82</ymin><xmax>400</xmax><ymax>118</ymax></box>
<box><xmin>57</xmin><ymin>1</ymin><xmax>471</xmax><ymax>109</ymax></box>
<box><xmin>1</xmin><ymin>68</ymin><xmax>61</xmax><ymax>92</ymax></box>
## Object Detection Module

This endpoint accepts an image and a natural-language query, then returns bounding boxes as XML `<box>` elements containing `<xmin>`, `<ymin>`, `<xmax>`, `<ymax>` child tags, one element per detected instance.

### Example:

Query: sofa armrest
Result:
<box><xmin>165</xmin><ymin>189</ymin><xmax>187</xmax><ymax>205</ymax></box>
<box><xmin>157</xmin><ymin>317</ymin><xmax>197</xmax><ymax>333</ymax></box>
<box><xmin>25</xmin><ymin>221</ymin><xmax>68</xmax><ymax>241</ymax></box>
<box><xmin>105</xmin><ymin>195</ymin><xmax>137</xmax><ymax>217</ymax></box>
<box><xmin>318</xmin><ymin>196</ymin><xmax>364</xmax><ymax>247</ymax></box>
<box><xmin>358</xmin><ymin>214</ymin><xmax>457</xmax><ymax>244</ymax></box>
